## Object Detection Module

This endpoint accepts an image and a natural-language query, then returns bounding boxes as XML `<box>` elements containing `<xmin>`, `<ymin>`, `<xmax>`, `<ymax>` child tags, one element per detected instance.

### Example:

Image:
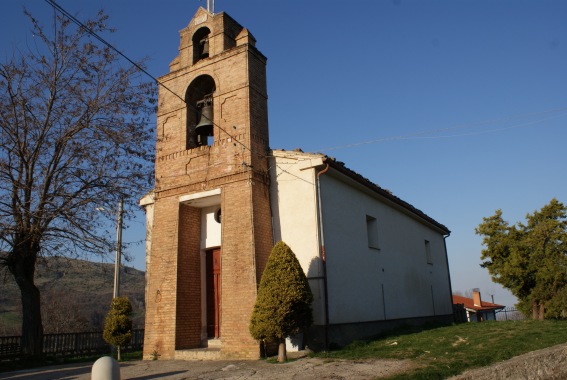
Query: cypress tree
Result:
<box><xmin>103</xmin><ymin>296</ymin><xmax>133</xmax><ymax>360</ymax></box>
<box><xmin>249</xmin><ymin>241</ymin><xmax>313</xmax><ymax>362</ymax></box>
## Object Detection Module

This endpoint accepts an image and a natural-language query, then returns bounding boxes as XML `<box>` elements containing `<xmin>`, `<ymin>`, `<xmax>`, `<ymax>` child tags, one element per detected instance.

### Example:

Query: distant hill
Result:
<box><xmin>0</xmin><ymin>257</ymin><xmax>145</xmax><ymax>336</ymax></box>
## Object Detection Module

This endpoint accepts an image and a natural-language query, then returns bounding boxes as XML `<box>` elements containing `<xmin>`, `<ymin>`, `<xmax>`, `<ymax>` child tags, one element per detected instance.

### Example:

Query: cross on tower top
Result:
<box><xmin>206</xmin><ymin>0</ymin><xmax>215</xmax><ymax>14</ymax></box>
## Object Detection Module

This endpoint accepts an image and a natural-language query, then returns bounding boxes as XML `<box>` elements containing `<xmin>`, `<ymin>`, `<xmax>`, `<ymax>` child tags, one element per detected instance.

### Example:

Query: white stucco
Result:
<box><xmin>269</xmin><ymin>151</ymin><xmax>326</xmax><ymax>325</ymax></box>
<box><xmin>179</xmin><ymin>188</ymin><xmax>221</xmax><ymax>207</ymax></box>
<box><xmin>269</xmin><ymin>150</ymin><xmax>452</xmax><ymax>330</ymax></box>
<box><xmin>320</xmin><ymin>172</ymin><xmax>452</xmax><ymax>323</ymax></box>
<box><xmin>139</xmin><ymin>192</ymin><xmax>155</xmax><ymax>309</ymax></box>
<box><xmin>201</xmin><ymin>206</ymin><xmax>222</xmax><ymax>249</ymax></box>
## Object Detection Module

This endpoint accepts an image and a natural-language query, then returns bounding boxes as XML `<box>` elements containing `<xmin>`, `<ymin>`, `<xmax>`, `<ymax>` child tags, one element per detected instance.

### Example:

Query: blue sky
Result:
<box><xmin>2</xmin><ymin>0</ymin><xmax>566</xmax><ymax>308</ymax></box>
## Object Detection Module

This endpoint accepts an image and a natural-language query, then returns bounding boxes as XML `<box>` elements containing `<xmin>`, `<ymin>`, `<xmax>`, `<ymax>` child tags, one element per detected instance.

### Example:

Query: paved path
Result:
<box><xmin>5</xmin><ymin>343</ymin><xmax>567</xmax><ymax>380</ymax></box>
<box><xmin>0</xmin><ymin>356</ymin><xmax>411</xmax><ymax>380</ymax></box>
<box><xmin>0</xmin><ymin>360</ymin><xmax>247</xmax><ymax>380</ymax></box>
<box><xmin>2</xmin><ymin>360</ymin><xmax>254</xmax><ymax>380</ymax></box>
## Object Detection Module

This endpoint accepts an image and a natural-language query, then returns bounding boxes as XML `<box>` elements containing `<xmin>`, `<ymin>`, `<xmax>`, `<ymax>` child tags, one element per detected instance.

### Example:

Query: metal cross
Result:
<box><xmin>207</xmin><ymin>0</ymin><xmax>215</xmax><ymax>14</ymax></box>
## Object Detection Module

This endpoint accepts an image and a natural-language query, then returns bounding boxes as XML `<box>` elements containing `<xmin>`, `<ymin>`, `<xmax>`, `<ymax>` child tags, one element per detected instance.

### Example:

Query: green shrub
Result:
<box><xmin>103</xmin><ymin>296</ymin><xmax>133</xmax><ymax>360</ymax></box>
<box><xmin>249</xmin><ymin>241</ymin><xmax>313</xmax><ymax>361</ymax></box>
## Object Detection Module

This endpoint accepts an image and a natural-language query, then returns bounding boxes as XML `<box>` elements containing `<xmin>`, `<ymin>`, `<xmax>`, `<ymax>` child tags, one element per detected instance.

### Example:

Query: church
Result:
<box><xmin>140</xmin><ymin>7</ymin><xmax>453</xmax><ymax>360</ymax></box>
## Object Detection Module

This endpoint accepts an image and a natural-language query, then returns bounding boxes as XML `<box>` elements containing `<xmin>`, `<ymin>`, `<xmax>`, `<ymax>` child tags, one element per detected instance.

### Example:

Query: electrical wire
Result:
<box><xmin>317</xmin><ymin>106</ymin><xmax>567</xmax><ymax>152</ymax></box>
<box><xmin>43</xmin><ymin>0</ymin><xmax>264</xmax><ymax>161</ymax></box>
<box><xmin>44</xmin><ymin>0</ymin><xmax>184</xmax><ymax>104</ymax></box>
<box><xmin>43</xmin><ymin>1</ymin><xmax>566</xmax><ymax>177</ymax></box>
<box><xmin>273</xmin><ymin>163</ymin><xmax>314</xmax><ymax>185</ymax></box>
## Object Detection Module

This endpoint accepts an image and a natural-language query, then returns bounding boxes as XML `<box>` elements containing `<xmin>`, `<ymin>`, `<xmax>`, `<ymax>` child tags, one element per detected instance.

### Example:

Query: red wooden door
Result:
<box><xmin>206</xmin><ymin>248</ymin><xmax>221</xmax><ymax>338</ymax></box>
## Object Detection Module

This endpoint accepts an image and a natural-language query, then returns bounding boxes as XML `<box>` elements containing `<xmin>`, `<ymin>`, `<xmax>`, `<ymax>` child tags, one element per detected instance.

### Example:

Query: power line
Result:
<box><xmin>43</xmin><ymin>0</ymin><xmax>264</xmax><ymax>161</ymax></box>
<box><xmin>316</xmin><ymin>106</ymin><xmax>567</xmax><ymax>152</ymax></box>
<box><xmin>401</xmin><ymin>112</ymin><xmax>567</xmax><ymax>141</ymax></box>
<box><xmin>43</xmin><ymin>0</ymin><xmax>184</xmax><ymax>104</ymax></box>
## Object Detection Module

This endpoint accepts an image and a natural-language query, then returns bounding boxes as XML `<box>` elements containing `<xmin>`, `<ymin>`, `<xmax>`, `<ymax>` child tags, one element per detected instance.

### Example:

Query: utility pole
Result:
<box><xmin>113</xmin><ymin>199</ymin><xmax>124</xmax><ymax>298</ymax></box>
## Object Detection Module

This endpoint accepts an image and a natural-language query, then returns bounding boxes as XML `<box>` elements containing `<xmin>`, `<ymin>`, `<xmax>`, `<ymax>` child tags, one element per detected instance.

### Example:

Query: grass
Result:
<box><xmin>0</xmin><ymin>312</ymin><xmax>20</xmax><ymax>333</ymax></box>
<box><xmin>315</xmin><ymin>320</ymin><xmax>567</xmax><ymax>379</ymax></box>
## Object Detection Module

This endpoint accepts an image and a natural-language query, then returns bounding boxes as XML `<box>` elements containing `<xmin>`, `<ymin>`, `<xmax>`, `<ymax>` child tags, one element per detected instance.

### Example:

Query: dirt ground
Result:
<box><xmin>0</xmin><ymin>355</ymin><xmax>414</xmax><ymax>380</ymax></box>
<box><xmin>3</xmin><ymin>344</ymin><xmax>567</xmax><ymax>379</ymax></box>
<box><xmin>449</xmin><ymin>342</ymin><xmax>567</xmax><ymax>380</ymax></box>
<box><xmin>122</xmin><ymin>357</ymin><xmax>414</xmax><ymax>380</ymax></box>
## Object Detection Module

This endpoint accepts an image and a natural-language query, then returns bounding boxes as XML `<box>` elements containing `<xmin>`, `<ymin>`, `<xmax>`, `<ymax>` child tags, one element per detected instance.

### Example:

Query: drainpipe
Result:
<box><xmin>442</xmin><ymin>232</ymin><xmax>454</xmax><ymax>322</ymax></box>
<box><xmin>316</xmin><ymin>163</ymin><xmax>330</xmax><ymax>350</ymax></box>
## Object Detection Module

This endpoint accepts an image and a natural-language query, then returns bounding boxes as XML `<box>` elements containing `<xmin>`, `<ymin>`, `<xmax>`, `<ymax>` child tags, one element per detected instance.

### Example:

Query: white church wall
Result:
<box><xmin>319</xmin><ymin>171</ymin><xmax>452</xmax><ymax>324</ymax></box>
<box><xmin>270</xmin><ymin>152</ymin><xmax>452</xmax><ymax>333</ymax></box>
<box><xmin>269</xmin><ymin>154</ymin><xmax>327</xmax><ymax>326</ymax></box>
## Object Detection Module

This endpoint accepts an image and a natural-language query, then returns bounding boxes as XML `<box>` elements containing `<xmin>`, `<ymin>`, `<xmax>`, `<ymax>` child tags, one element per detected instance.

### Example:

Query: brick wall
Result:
<box><xmin>175</xmin><ymin>204</ymin><xmax>202</xmax><ymax>349</ymax></box>
<box><xmin>144</xmin><ymin>9</ymin><xmax>272</xmax><ymax>360</ymax></box>
<box><xmin>143</xmin><ymin>196</ymin><xmax>180</xmax><ymax>360</ymax></box>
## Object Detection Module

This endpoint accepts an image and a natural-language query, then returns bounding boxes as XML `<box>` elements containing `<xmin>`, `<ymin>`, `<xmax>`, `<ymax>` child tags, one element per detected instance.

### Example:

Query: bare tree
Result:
<box><xmin>0</xmin><ymin>10</ymin><xmax>155</xmax><ymax>356</ymax></box>
<box><xmin>41</xmin><ymin>290</ymin><xmax>90</xmax><ymax>334</ymax></box>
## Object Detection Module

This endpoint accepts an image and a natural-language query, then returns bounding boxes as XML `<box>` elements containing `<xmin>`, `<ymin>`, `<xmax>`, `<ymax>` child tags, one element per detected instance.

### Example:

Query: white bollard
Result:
<box><xmin>91</xmin><ymin>356</ymin><xmax>121</xmax><ymax>380</ymax></box>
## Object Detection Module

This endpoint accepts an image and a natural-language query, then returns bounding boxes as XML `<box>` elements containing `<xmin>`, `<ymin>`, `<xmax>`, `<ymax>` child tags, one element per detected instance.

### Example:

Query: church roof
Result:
<box><xmin>271</xmin><ymin>149</ymin><xmax>450</xmax><ymax>235</ymax></box>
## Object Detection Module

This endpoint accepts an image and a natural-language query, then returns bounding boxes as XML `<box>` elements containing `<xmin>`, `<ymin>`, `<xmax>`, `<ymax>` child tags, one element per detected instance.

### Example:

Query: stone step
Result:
<box><xmin>207</xmin><ymin>338</ymin><xmax>221</xmax><ymax>348</ymax></box>
<box><xmin>175</xmin><ymin>347</ymin><xmax>221</xmax><ymax>360</ymax></box>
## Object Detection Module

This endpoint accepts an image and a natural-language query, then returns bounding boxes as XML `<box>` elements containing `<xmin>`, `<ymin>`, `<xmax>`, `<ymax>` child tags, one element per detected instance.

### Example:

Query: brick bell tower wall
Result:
<box><xmin>175</xmin><ymin>204</ymin><xmax>202</xmax><ymax>349</ymax></box>
<box><xmin>143</xmin><ymin>7</ymin><xmax>273</xmax><ymax>360</ymax></box>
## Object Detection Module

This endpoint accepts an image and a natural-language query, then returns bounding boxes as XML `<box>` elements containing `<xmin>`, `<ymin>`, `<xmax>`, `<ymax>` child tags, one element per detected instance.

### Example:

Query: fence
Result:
<box><xmin>496</xmin><ymin>307</ymin><xmax>527</xmax><ymax>321</ymax></box>
<box><xmin>0</xmin><ymin>329</ymin><xmax>144</xmax><ymax>360</ymax></box>
<box><xmin>453</xmin><ymin>303</ymin><xmax>468</xmax><ymax>324</ymax></box>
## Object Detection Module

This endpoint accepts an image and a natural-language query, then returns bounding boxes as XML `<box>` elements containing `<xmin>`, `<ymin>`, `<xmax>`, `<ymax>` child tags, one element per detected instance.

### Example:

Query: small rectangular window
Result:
<box><xmin>366</xmin><ymin>215</ymin><xmax>379</xmax><ymax>249</ymax></box>
<box><xmin>425</xmin><ymin>240</ymin><xmax>432</xmax><ymax>264</ymax></box>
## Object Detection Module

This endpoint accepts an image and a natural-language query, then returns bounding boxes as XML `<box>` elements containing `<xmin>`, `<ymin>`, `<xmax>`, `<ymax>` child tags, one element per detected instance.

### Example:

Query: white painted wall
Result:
<box><xmin>139</xmin><ymin>192</ymin><xmax>155</xmax><ymax>309</ymax></box>
<box><xmin>201</xmin><ymin>205</ymin><xmax>221</xmax><ymax>249</ymax></box>
<box><xmin>269</xmin><ymin>152</ymin><xmax>326</xmax><ymax>325</ymax></box>
<box><xmin>270</xmin><ymin>151</ymin><xmax>452</xmax><ymax>328</ymax></box>
<box><xmin>319</xmin><ymin>171</ymin><xmax>452</xmax><ymax>323</ymax></box>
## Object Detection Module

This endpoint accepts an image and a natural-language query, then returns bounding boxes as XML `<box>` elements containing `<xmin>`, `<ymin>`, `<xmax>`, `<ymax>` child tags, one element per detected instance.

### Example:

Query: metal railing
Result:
<box><xmin>0</xmin><ymin>329</ymin><xmax>144</xmax><ymax>359</ymax></box>
<box><xmin>495</xmin><ymin>307</ymin><xmax>527</xmax><ymax>321</ymax></box>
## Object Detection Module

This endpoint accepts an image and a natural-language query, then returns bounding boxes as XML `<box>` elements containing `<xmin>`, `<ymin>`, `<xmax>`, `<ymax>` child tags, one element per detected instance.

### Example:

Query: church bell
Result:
<box><xmin>195</xmin><ymin>96</ymin><xmax>214</xmax><ymax>145</ymax></box>
<box><xmin>200</xmin><ymin>37</ymin><xmax>209</xmax><ymax>58</ymax></box>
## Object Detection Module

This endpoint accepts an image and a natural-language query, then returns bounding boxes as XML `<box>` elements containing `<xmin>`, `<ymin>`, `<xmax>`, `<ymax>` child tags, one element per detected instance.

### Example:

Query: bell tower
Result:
<box><xmin>143</xmin><ymin>7</ymin><xmax>273</xmax><ymax>359</ymax></box>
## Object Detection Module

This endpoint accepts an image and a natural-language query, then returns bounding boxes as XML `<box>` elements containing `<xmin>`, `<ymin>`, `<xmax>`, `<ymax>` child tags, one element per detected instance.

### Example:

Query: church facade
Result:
<box><xmin>141</xmin><ymin>8</ymin><xmax>453</xmax><ymax>360</ymax></box>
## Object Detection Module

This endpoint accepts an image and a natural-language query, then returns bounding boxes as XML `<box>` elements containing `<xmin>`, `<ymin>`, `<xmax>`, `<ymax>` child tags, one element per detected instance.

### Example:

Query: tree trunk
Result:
<box><xmin>539</xmin><ymin>303</ymin><xmax>545</xmax><ymax>320</ymax></box>
<box><xmin>277</xmin><ymin>338</ymin><xmax>287</xmax><ymax>363</ymax></box>
<box><xmin>20</xmin><ymin>282</ymin><xmax>43</xmax><ymax>357</ymax></box>
<box><xmin>117</xmin><ymin>346</ymin><xmax>121</xmax><ymax>361</ymax></box>
<box><xmin>10</xmin><ymin>249</ymin><xmax>43</xmax><ymax>357</ymax></box>
<box><xmin>532</xmin><ymin>298</ymin><xmax>538</xmax><ymax>320</ymax></box>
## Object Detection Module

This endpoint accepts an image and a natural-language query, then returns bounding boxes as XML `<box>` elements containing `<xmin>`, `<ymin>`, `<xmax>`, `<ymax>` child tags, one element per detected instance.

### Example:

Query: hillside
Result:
<box><xmin>0</xmin><ymin>257</ymin><xmax>145</xmax><ymax>336</ymax></box>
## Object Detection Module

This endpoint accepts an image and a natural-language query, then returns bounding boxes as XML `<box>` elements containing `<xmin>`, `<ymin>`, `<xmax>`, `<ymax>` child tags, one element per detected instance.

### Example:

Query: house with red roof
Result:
<box><xmin>453</xmin><ymin>289</ymin><xmax>505</xmax><ymax>322</ymax></box>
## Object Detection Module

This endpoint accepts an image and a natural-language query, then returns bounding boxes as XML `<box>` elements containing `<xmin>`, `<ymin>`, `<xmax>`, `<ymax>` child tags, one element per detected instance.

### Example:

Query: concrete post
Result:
<box><xmin>92</xmin><ymin>356</ymin><xmax>120</xmax><ymax>380</ymax></box>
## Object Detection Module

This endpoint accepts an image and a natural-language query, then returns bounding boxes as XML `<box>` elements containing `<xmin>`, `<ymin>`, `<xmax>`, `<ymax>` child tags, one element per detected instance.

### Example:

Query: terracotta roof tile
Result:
<box><xmin>452</xmin><ymin>295</ymin><xmax>505</xmax><ymax>311</ymax></box>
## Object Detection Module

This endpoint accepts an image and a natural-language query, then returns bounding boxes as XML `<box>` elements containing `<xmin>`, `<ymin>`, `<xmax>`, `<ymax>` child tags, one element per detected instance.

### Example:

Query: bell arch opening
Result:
<box><xmin>193</xmin><ymin>27</ymin><xmax>211</xmax><ymax>64</ymax></box>
<box><xmin>186</xmin><ymin>75</ymin><xmax>216</xmax><ymax>149</ymax></box>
